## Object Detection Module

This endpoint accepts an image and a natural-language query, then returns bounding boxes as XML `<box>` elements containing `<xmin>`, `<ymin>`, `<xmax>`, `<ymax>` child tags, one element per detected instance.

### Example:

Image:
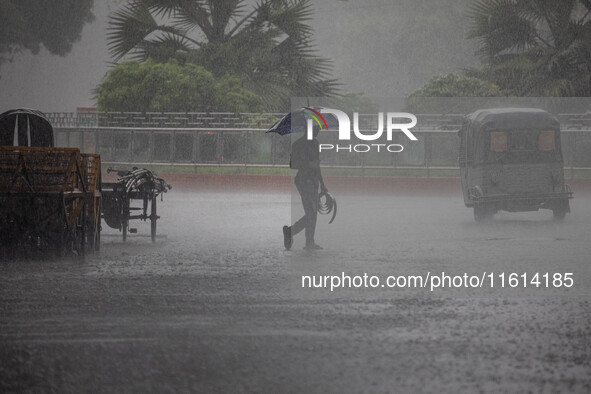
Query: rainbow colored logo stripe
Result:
<box><xmin>303</xmin><ymin>107</ymin><xmax>329</xmax><ymax>130</ymax></box>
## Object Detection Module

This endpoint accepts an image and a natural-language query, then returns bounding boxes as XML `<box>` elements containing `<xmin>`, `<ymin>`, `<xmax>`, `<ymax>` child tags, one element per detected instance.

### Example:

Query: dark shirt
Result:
<box><xmin>290</xmin><ymin>137</ymin><xmax>320</xmax><ymax>181</ymax></box>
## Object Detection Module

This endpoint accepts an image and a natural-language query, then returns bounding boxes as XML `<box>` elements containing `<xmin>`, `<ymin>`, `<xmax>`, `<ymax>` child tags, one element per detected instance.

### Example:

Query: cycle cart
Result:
<box><xmin>101</xmin><ymin>167</ymin><xmax>170</xmax><ymax>242</ymax></box>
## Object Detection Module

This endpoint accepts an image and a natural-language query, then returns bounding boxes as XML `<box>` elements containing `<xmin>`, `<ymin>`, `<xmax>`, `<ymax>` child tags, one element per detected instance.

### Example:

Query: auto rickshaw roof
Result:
<box><xmin>466</xmin><ymin>108</ymin><xmax>560</xmax><ymax>131</ymax></box>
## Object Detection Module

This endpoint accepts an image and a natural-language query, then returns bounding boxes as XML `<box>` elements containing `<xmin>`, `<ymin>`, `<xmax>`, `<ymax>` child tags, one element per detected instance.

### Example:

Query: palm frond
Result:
<box><xmin>137</xmin><ymin>0</ymin><xmax>188</xmax><ymax>18</ymax></box>
<box><xmin>265</xmin><ymin>0</ymin><xmax>314</xmax><ymax>42</ymax></box>
<box><xmin>545</xmin><ymin>78</ymin><xmax>575</xmax><ymax>96</ymax></box>
<box><xmin>171</xmin><ymin>1</ymin><xmax>214</xmax><ymax>39</ymax></box>
<box><xmin>105</xmin><ymin>0</ymin><xmax>339</xmax><ymax>111</ymax></box>
<box><xmin>108</xmin><ymin>3</ymin><xmax>161</xmax><ymax>60</ymax></box>
<box><xmin>134</xmin><ymin>32</ymin><xmax>194</xmax><ymax>61</ymax></box>
<box><xmin>468</xmin><ymin>0</ymin><xmax>538</xmax><ymax>58</ymax></box>
<box><xmin>108</xmin><ymin>1</ymin><xmax>200</xmax><ymax>61</ymax></box>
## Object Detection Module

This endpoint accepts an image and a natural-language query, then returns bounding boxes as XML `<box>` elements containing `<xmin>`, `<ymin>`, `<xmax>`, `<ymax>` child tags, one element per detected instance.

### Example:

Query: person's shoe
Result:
<box><xmin>303</xmin><ymin>243</ymin><xmax>323</xmax><ymax>250</ymax></box>
<box><xmin>283</xmin><ymin>225</ymin><xmax>292</xmax><ymax>250</ymax></box>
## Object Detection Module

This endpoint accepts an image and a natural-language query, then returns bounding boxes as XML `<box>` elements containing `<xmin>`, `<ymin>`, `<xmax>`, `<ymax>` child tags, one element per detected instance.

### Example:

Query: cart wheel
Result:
<box><xmin>151</xmin><ymin>195</ymin><xmax>157</xmax><ymax>243</ymax></box>
<box><xmin>122</xmin><ymin>197</ymin><xmax>129</xmax><ymax>242</ymax></box>
<box><xmin>122</xmin><ymin>220</ymin><xmax>128</xmax><ymax>242</ymax></box>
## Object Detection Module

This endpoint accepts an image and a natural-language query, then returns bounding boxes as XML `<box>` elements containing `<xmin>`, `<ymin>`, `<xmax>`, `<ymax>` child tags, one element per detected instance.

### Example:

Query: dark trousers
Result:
<box><xmin>292</xmin><ymin>175</ymin><xmax>318</xmax><ymax>246</ymax></box>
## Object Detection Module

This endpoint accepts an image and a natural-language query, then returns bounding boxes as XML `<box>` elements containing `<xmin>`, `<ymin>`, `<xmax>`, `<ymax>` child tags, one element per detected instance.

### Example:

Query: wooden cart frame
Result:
<box><xmin>0</xmin><ymin>146</ymin><xmax>101</xmax><ymax>258</ymax></box>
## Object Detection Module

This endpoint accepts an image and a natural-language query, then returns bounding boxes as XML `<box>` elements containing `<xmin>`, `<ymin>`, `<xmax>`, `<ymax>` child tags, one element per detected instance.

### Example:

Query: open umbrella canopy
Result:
<box><xmin>266</xmin><ymin>107</ymin><xmax>339</xmax><ymax>135</ymax></box>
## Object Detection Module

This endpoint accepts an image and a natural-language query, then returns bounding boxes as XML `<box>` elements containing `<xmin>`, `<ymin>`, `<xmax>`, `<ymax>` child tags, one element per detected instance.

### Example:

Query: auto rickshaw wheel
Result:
<box><xmin>474</xmin><ymin>204</ymin><xmax>494</xmax><ymax>222</ymax></box>
<box><xmin>552</xmin><ymin>199</ymin><xmax>569</xmax><ymax>221</ymax></box>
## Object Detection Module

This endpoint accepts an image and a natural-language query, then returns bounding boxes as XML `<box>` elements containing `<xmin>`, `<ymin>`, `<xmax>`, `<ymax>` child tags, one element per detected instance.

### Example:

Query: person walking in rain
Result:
<box><xmin>283</xmin><ymin>121</ymin><xmax>327</xmax><ymax>250</ymax></box>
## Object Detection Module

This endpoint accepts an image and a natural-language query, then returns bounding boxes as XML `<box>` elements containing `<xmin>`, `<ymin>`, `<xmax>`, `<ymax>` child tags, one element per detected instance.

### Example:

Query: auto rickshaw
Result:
<box><xmin>458</xmin><ymin>108</ymin><xmax>573</xmax><ymax>221</ymax></box>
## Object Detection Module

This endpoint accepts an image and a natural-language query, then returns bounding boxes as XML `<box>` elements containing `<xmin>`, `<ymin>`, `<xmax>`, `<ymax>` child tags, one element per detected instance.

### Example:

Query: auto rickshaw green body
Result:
<box><xmin>458</xmin><ymin>108</ymin><xmax>573</xmax><ymax>221</ymax></box>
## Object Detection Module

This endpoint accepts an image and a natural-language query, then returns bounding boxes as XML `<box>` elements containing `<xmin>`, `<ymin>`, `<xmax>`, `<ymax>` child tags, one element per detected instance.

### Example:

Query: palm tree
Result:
<box><xmin>107</xmin><ymin>0</ymin><xmax>338</xmax><ymax>111</ymax></box>
<box><xmin>467</xmin><ymin>0</ymin><xmax>591</xmax><ymax>96</ymax></box>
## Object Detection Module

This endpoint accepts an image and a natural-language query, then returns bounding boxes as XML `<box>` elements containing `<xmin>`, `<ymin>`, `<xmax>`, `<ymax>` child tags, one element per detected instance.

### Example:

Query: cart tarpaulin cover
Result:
<box><xmin>0</xmin><ymin>108</ymin><xmax>54</xmax><ymax>147</ymax></box>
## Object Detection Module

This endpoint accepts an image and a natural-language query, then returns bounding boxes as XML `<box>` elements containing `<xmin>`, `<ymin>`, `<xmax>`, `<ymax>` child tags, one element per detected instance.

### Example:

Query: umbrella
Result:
<box><xmin>266</xmin><ymin>107</ymin><xmax>339</xmax><ymax>135</ymax></box>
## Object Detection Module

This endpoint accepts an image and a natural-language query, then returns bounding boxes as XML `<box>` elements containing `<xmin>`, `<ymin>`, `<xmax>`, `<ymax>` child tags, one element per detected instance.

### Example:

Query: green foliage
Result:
<box><xmin>405</xmin><ymin>73</ymin><xmax>505</xmax><ymax>112</ymax></box>
<box><xmin>467</xmin><ymin>0</ymin><xmax>591</xmax><ymax>96</ymax></box>
<box><xmin>407</xmin><ymin>73</ymin><xmax>504</xmax><ymax>98</ymax></box>
<box><xmin>97</xmin><ymin>59</ymin><xmax>262</xmax><ymax>113</ymax></box>
<box><xmin>0</xmin><ymin>0</ymin><xmax>94</xmax><ymax>67</ymax></box>
<box><xmin>213</xmin><ymin>75</ymin><xmax>264</xmax><ymax>113</ymax></box>
<box><xmin>106</xmin><ymin>0</ymin><xmax>338</xmax><ymax>111</ymax></box>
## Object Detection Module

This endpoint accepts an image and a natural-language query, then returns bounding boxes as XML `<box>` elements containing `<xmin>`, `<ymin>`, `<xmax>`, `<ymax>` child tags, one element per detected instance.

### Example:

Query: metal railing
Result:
<box><xmin>47</xmin><ymin>111</ymin><xmax>284</xmax><ymax>129</ymax></box>
<box><xmin>49</xmin><ymin>112</ymin><xmax>591</xmax><ymax>175</ymax></box>
<box><xmin>55</xmin><ymin>126</ymin><xmax>291</xmax><ymax>171</ymax></box>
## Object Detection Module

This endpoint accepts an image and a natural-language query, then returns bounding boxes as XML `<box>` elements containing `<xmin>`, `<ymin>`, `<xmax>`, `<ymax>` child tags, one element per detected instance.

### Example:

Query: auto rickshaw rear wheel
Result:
<box><xmin>552</xmin><ymin>199</ymin><xmax>569</xmax><ymax>221</ymax></box>
<box><xmin>474</xmin><ymin>204</ymin><xmax>494</xmax><ymax>222</ymax></box>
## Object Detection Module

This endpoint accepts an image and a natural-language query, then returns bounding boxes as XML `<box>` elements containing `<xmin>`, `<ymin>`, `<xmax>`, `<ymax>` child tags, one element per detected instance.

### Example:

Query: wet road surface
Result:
<box><xmin>1</xmin><ymin>191</ymin><xmax>590</xmax><ymax>393</ymax></box>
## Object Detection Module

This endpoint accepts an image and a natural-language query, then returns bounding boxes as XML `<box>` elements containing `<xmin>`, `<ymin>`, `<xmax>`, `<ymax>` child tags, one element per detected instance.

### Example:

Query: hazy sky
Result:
<box><xmin>0</xmin><ymin>0</ymin><xmax>477</xmax><ymax>113</ymax></box>
<box><xmin>0</xmin><ymin>0</ymin><xmax>118</xmax><ymax>112</ymax></box>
